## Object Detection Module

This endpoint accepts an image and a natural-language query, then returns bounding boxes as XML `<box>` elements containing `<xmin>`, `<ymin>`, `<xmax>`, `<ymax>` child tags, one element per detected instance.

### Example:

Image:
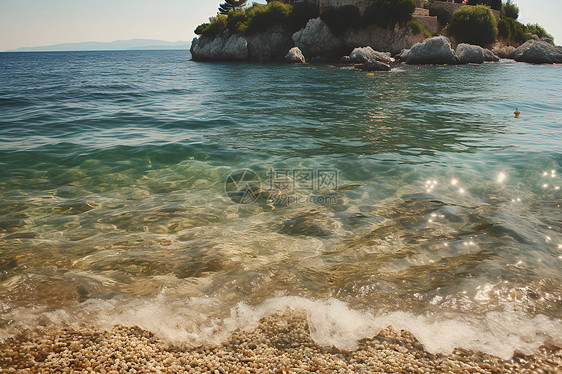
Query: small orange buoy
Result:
<box><xmin>367</xmin><ymin>73</ymin><xmax>374</xmax><ymax>76</ymax></box>
<box><xmin>514</xmin><ymin>107</ymin><xmax>520</xmax><ymax>118</ymax></box>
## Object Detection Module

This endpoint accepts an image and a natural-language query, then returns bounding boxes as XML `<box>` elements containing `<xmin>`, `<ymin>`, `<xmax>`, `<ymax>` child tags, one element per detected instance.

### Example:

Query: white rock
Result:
<box><xmin>191</xmin><ymin>34</ymin><xmax>248</xmax><ymax>61</ymax></box>
<box><xmin>404</xmin><ymin>36</ymin><xmax>458</xmax><ymax>65</ymax></box>
<box><xmin>292</xmin><ymin>18</ymin><xmax>344</xmax><ymax>60</ymax></box>
<box><xmin>285</xmin><ymin>47</ymin><xmax>306</xmax><ymax>64</ymax></box>
<box><xmin>349</xmin><ymin>46</ymin><xmax>394</xmax><ymax>63</ymax></box>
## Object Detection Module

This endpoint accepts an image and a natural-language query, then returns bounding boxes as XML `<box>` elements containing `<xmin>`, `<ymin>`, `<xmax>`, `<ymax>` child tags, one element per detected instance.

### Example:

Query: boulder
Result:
<box><xmin>493</xmin><ymin>45</ymin><xmax>516</xmax><ymax>59</ymax></box>
<box><xmin>292</xmin><ymin>18</ymin><xmax>344</xmax><ymax>60</ymax></box>
<box><xmin>454</xmin><ymin>44</ymin><xmax>498</xmax><ymax>64</ymax></box>
<box><xmin>359</xmin><ymin>60</ymin><xmax>392</xmax><ymax>71</ymax></box>
<box><xmin>349</xmin><ymin>46</ymin><xmax>394</xmax><ymax>63</ymax></box>
<box><xmin>482</xmin><ymin>48</ymin><xmax>500</xmax><ymax>62</ymax></box>
<box><xmin>403</xmin><ymin>36</ymin><xmax>458</xmax><ymax>65</ymax></box>
<box><xmin>284</xmin><ymin>47</ymin><xmax>306</xmax><ymax>64</ymax></box>
<box><xmin>456</xmin><ymin>44</ymin><xmax>484</xmax><ymax>64</ymax></box>
<box><xmin>513</xmin><ymin>39</ymin><xmax>562</xmax><ymax>64</ymax></box>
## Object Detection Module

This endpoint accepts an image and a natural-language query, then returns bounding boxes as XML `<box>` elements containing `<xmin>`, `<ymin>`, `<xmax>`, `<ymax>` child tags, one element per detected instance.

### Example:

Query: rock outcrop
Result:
<box><xmin>349</xmin><ymin>46</ymin><xmax>394</xmax><ymax>63</ymax></box>
<box><xmin>402</xmin><ymin>36</ymin><xmax>458</xmax><ymax>65</ymax></box>
<box><xmin>455</xmin><ymin>44</ymin><xmax>499</xmax><ymax>64</ymax></box>
<box><xmin>191</xmin><ymin>34</ymin><xmax>248</xmax><ymax>61</ymax></box>
<box><xmin>285</xmin><ymin>47</ymin><xmax>306</xmax><ymax>64</ymax></box>
<box><xmin>191</xmin><ymin>26</ymin><xmax>293</xmax><ymax>61</ymax></box>
<box><xmin>344</xmin><ymin>24</ymin><xmax>427</xmax><ymax>56</ymax></box>
<box><xmin>292</xmin><ymin>18</ymin><xmax>345</xmax><ymax>60</ymax></box>
<box><xmin>246</xmin><ymin>25</ymin><xmax>293</xmax><ymax>61</ymax></box>
<box><xmin>513</xmin><ymin>39</ymin><xmax>562</xmax><ymax>64</ymax></box>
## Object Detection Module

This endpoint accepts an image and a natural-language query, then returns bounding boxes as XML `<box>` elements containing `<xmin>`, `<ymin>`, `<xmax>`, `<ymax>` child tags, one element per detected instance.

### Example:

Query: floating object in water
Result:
<box><xmin>367</xmin><ymin>73</ymin><xmax>374</xmax><ymax>76</ymax></box>
<box><xmin>514</xmin><ymin>107</ymin><xmax>520</xmax><ymax>118</ymax></box>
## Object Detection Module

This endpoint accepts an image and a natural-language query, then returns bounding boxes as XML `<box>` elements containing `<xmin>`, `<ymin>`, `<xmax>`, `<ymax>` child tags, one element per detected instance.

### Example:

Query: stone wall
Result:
<box><xmin>414</xmin><ymin>16</ymin><xmax>440</xmax><ymax>35</ymax></box>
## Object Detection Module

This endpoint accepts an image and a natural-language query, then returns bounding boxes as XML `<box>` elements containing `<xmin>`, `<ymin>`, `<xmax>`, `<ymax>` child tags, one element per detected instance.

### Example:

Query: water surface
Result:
<box><xmin>0</xmin><ymin>50</ymin><xmax>560</xmax><ymax>358</ymax></box>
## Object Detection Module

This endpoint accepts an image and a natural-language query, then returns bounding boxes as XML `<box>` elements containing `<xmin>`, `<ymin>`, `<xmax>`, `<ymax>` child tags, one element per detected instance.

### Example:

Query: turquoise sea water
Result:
<box><xmin>0</xmin><ymin>50</ymin><xmax>560</xmax><ymax>357</ymax></box>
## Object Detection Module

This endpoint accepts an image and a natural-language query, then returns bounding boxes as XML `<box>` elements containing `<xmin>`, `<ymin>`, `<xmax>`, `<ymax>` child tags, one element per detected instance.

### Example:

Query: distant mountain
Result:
<box><xmin>7</xmin><ymin>39</ymin><xmax>191</xmax><ymax>52</ymax></box>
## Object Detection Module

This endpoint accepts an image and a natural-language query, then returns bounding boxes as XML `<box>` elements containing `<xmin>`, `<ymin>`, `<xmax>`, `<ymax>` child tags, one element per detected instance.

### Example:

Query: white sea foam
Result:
<box><xmin>1</xmin><ymin>295</ymin><xmax>560</xmax><ymax>359</ymax></box>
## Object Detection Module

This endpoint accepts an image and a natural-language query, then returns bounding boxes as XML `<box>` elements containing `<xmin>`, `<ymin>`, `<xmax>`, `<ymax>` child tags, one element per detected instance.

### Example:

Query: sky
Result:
<box><xmin>0</xmin><ymin>0</ymin><xmax>560</xmax><ymax>51</ymax></box>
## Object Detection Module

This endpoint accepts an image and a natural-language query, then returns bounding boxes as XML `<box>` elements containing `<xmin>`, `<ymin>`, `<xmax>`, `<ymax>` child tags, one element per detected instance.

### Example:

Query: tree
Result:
<box><xmin>219</xmin><ymin>0</ymin><xmax>247</xmax><ymax>15</ymax></box>
<box><xmin>501</xmin><ymin>0</ymin><xmax>519</xmax><ymax>20</ymax></box>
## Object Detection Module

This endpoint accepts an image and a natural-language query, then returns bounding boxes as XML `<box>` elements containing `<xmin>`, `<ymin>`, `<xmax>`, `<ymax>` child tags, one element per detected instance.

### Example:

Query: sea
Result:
<box><xmin>0</xmin><ymin>50</ymin><xmax>560</xmax><ymax>359</ymax></box>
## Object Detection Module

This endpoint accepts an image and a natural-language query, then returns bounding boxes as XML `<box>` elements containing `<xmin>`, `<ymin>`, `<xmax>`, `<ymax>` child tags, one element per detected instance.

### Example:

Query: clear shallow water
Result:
<box><xmin>0</xmin><ymin>50</ymin><xmax>561</xmax><ymax>358</ymax></box>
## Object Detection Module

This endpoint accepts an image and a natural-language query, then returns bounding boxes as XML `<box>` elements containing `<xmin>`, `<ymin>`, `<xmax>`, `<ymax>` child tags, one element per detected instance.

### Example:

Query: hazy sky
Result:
<box><xmin>0</xmin><ymin>0</ymin><xmax>560</xmax><ymax>51</ymax></box>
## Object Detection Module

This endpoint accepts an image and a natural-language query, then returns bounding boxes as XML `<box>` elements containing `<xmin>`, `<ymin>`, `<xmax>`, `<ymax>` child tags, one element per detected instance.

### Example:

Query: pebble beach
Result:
<box><xmin>1</xmin><ymin>310</ymin><xmax>560</xmax><ymax>374</ymax></box>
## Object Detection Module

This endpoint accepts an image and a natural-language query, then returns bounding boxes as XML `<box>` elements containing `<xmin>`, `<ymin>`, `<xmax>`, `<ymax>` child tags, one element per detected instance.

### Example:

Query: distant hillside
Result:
<box><xmin>8</xmin><ymin>39</ymin><xmax>191</xmax><ymax>52</ymax></box>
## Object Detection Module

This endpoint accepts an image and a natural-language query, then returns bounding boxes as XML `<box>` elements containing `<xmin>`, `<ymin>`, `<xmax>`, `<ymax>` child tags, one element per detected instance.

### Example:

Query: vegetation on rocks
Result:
<box><xmin>467</xmin><ymin>0</ymin><xmax>502</xmax><ymax>11</ymax></box>
<box><xmin>363</xmin><ymin>0</ymin><xmax>416</xmax><ymax>29</ymax></box>
<box><xmin>195</xmin><ymin>14</ymin><xmax>228</xmax><ymax>37</ymax></box>
<box><xmin>195</xmin><ymin>2</ymin><xmax>319</xmax><ymax>37</ymax></box>
<box><xmin>450</xmin><ymin>5</ymin><xmax>498</xmax><ymax>46</ymax></box>
<box><xmin>497</xmin><ymin>0</ymin><xmax>553</xmax><ymax>45</ymax></box>
<box><xmin>409</xmin><ymin>21</ymin><xmax>432</xmax><ymax>38</ymax></box>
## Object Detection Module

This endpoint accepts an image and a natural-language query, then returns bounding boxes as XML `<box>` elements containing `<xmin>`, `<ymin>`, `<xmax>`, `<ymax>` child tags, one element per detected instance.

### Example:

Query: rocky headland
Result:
<box><xmin>191</xmin><ymin>0</ymin><xmax>562</xmax><ymax>68</ymax></box>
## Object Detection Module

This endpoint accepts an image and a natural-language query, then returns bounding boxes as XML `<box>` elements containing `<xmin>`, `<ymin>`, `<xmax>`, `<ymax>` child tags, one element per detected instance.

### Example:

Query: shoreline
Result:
<box><xmin>1</xmin><ymin>311</ymin><xmax>560</xmax><ymax>373</ymax></box>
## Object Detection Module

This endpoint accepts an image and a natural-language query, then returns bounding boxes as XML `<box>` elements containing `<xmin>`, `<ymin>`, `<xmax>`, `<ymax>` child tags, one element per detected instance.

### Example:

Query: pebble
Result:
<box><xmin>0</xmin><ymin>311</ymin><xmax>560</xmax><ymax>373</ymax></box>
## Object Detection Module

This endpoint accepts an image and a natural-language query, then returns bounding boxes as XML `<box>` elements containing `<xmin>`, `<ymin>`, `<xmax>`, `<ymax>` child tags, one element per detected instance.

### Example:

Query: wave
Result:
<box><xmin>1</xmin><ymin>295</ymin><xmax>560</xmax><ymax>360</ymax></box>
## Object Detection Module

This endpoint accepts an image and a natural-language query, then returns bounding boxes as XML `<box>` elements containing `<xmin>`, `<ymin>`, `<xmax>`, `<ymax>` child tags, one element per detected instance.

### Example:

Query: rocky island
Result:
<box><xmin>191</xmin><ymin>0</ymin><xmax>562</xmax><ymax>67</ymax></box>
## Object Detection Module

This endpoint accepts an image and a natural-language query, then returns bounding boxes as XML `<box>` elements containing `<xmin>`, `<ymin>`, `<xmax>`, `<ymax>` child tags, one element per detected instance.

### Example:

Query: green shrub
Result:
<box><xmin>409</xmin><ymin>21</ymin><xmax>431</xmax><ymax>37</ymax></box>
<box><xmin>227</xmin><ymin>8</ymin><xmax>249</xmax><ymax>34</ymax></box>
<box><xmin>467</xmin><ymin>0</ymin><xmax>502</xmax><ymax>11</ymax></box>
<box><xmin>450</xmin><ymin>5</ymin><xmax>498</xmax><ymax>46</ymax></box>
<box><xmin>196</xmin><ymin>14</ymin><xmax>228</xmax><ymax>37</ymax></box>
<box><xmin>429</xmin><ymin>7</ymin><xmax>451</xmax><ymax>27</ymax></box>
<box><xmin>501</xmin><ymin>0</ymin><xmax>519</xmax><ymax>20</ymax></box>
<box><xmin>245</xmin><ymin>2</ymin><xmax>292</xmax><ymax>35</ymax></box>
<box><xmin>526</xmin><ymin>23</ymin><xmax>553</xmax><ymax>41</ymax></box>
<box><xmin>363</xmin><ymin>0</ymin><xmax>416</xmax><ymax>29</ymax></box>
<box><xmin>320</xmin><ymin>5</ymin><xmax>362</xmax><ymax>36</ymax></box>
<box><xmin>194</xmin><ymin>23</ymin><xmax>209</xmax><ymax>35</ymax></box>
<box><xmin>497</xmin><ymin>19</ymin><xmax>553</xmax><ymax>44</ymax></box>
<box><xmin>497</xmin><ymin>17</ymin><xmax>526</xmax><ymax>43</ymax></box>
